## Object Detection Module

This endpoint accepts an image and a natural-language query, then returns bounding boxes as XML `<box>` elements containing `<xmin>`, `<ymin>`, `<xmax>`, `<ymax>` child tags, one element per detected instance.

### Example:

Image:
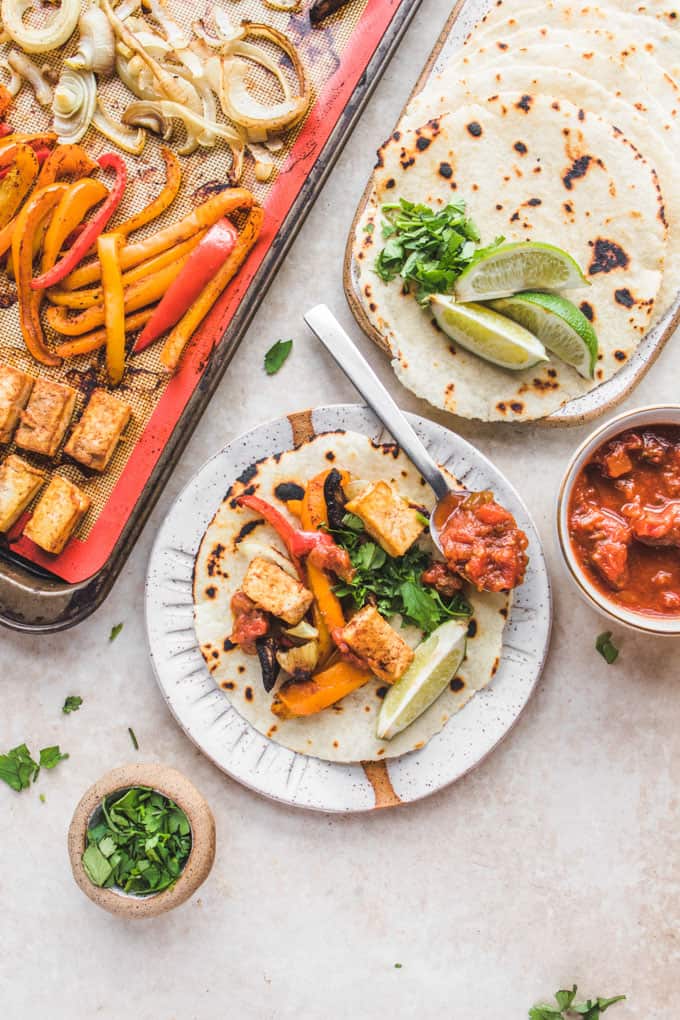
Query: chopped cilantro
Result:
<box><xmin>0</xmin><ymin>744</ymin><xmax>40</xmax><ymax>791</ymax></box>
<box><xmin>62</xmin><ymin>695</ymin><xmax>83</xmax><ymax>714</ymax></box>
<box><xmin>530</xmin><ymin>986</ymin><xmax>626</xmax><ymax>1020</ymax></box>
<box><xmin>128</xmin><ymin>727</ymin><xmax>139</xmax><ymax>751</ymax></box>
<box><xmin>596</xmin><ymin>631</ymin><xmax>619</xmax><ymax>664</ymax></box>
<box><xmin>39</xmin><ymin>746</ymin><xmax>69</xmax><ymax>769</ymax></box>
<box><xmin>264</xmin><ymin>339</ymin><xmax>293</xmax><ymax>375</ymax></box>
<box><xmin>109</xmin><ymin>622</ymin><xmax>124</xmax><ymax>642</ymax></box>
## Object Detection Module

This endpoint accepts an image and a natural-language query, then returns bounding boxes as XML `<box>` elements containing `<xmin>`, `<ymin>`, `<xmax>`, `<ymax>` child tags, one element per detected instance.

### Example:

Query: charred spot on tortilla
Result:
<box><xmin>392</xmin><ymin>130</ymin><xmax>401</xmax><ymax>141</ymax></box>
<box><xmin>579</xmin><ymin>301</ymin><xmax>594</xmax><ymax>321</ymax></box>
<box><xmin>221</xmin><ymin>680</ymin><xmax>236</xmax><ymax>690</ymax></box>
<box><xmin>497</xmin><ymin>401</ymin><xmax>507</xmax><ymax>413</ymax></box>
<box><xmin>384</xmin><ymin>178</ymin><xmax>395</xmax><ymax>190</ymax></box>
<box><xmin>375</xmin><ymin>686</ymin><xmax>388</xmax><ymax>700</ymax></box>
<box><xmin>415</xmin><ymin>136</ymin><xmax>431</xmax><ymax>152</ymax></box>
<box><xmin>438</xmin><ymin>161</ymin><xmax>453</xmax><ymax>179</ymax></box>
<box><xmin>513</xmin><ymin>141</ymin><xmax>528</xmax><ymax>155</ymax></box>
<box><xmin>496</xmin><ymin>40</ymin><xmax>509</xmax><ymax>50</ymax></box>
<box><xmin>223</xmin><ymin>638</ymin><xmax>236</xmax><ymax>652</ymax></box>
<box><xmin>206</xmin><ymin>542</ymin><xmax>226</xmax><ymax>577</ymax></box>
<box><xmin>526</xmin><ymin>198</ymin><xmax>541</xmax><ymax>206</ymax></box>
<box><xmin>234</xmin><ymin>519</ymin><xmax>263</xmax><ymax>546</ymax></box>
<box><xmin>491</xmin><ymin>657</ymin><xmax>500</xmax><ymax>676</ymax></box>
<box><xmin>237</xmin><ymin>462</ymin><xmax>259</xmax><ymax>486</ymax></box>
<box><xmin>547</xmin><ymin>368</ymin><xmax>557</xmax><ymax>379</ymax></box>
<box><xmin>562</xmin><ymin>155</ymin><xmax>592</xmax><ymax>191</ymax></box>
<box><xmin>500</xmin><ymin>606</ymin><xmax>508</xmax><ymax>618</ymax></box>
<box><xmin>400</xmin><ymin>154</ymin><xmax>415</xmax><ymax>169</ymax></box>
<box><xmin>588</xmin><ymin>238</ymin><xmax>629</xmax><ymax>275</ymax></box>
<box><xmin>510</xmin><ymin>401</ymin><xmax>524</xmax><ymax>413</ymax></box>
<box><xmin>274</xmin><ymin>481</ymin><xmax>305</xmax><ymax>502</ymax></box>
<box><xmin>615</xmin><ymin>288</ymin><xmax>636</xmax><ymax>308</ymax></box>
<box><xmin>466</xmin><ymin>121</ymin><xmax>482</xmax><ymax>137</ymax></box>
<box><xmin>614</xmin><ymin>350</ymin><xmax>627</xmax><ymax>362</ymax></box>
<box><xmin>578</xmin><ymin>108</ymin><xmax>585</xmax><ymax>122</ymax></box>
<box><xmin>245</xmin><ymin>686</ymin><xmax>254</xmax><ymax>702</ymax></box>
<box><xmin>510</xmin><ymin>212</ymin><xmax>520</xmax><ymax>222</ymax></box>
<box><xmin>369</xmin><ymin>302</ymin><xmax>377</xmax><ymax>312</ymax></box>
<box><xmin>495</xmin><ymin>203</ymin><xmax>503</xmax><ymax>211</ymax></box>
<box><xmin>205</xmin><ymin>586</ymin><xmax>217</xmax><ymax>599</ymax></box>
<box><xmin>516</xmin><ymin>94</ymin><xmax>532</xmax><ymax>112</ymax></box>
<box><xmin>450</xmin><ymin>677</ymin><xmax>465</xmax><ymax>692</ymax></box>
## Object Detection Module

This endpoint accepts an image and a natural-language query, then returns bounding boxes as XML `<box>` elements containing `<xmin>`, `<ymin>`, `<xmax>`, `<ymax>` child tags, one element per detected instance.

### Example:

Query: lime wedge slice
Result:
<box><xmin>376</xmin><ymin>619</ymin><xmax>468</xmax><ymax>741</ymax></box>
<box><xmin>455</xmin><ymin>242</ymin><xmax>589</xmax><ymax>301</ymax></box>
<box><xmin>430</xmin><ymin>295</ymin><xmax>549</xmax><ymax>370</ymax></box>
<box><xmin>488</xmin><ymin>292</ymin><xmax>598</xmax><ymax>379</ymax></box>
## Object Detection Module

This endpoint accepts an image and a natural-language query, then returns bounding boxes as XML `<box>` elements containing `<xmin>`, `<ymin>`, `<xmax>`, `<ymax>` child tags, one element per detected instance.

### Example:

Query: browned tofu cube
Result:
<box><xmin>0</xmin><ymin>454</ymin><xmax>45</xmax><ymax>532</ymax></box>
<box><xmin>241</xmin><ymin>556</ymin><xmax>313</xmax><ymax>625</ymax></box>
<box><xmin>23</xmin><ymin>475</ymin><xmax>90</xmax><ymax>554</ymax></box>
<box><xmin>0</xmin><ymin>363</ymin><xmax>34</xmax><ymax>443</ymax></box>
<box><xmin>64</xmin><ymin>389</ymin><xmax>131</xmax><ymax>471</ymax></box>
<box><xmin>339</xmin><ymin>605</ymin><xmax>414</xmax><ymax>683</ymax></box>
<box><xmin>345</xmin><ymin>480</ymin><xmax>424</xmax><ymax>557</ymax></box>
<box><xmin>15</xmin><ymin>378</ymin><xmax>76</xmax><ymax>457</ymax></box>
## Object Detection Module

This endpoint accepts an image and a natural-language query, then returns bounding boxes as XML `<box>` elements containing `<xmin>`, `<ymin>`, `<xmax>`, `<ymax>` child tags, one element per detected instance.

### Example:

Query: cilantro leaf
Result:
<box><xmin>39</xmin><ymin>746</ymin><xmax>69</xmax><ymax>769</ymax></box>
<box><xmin>529</xmin><ymin>987</ymin><xmax>626</xmax><ymax>1020</ymax></box>
<box><xmin>62</xmin><ymin>695</ymin><xmax>83</xmax><ymax>714</ymax></box>
<box><xmin>556</xmin><ymin>989</ymin><xmax>578</xmax><ymax>1011</ymax></box>
<box><xmin>0</xmin><ymin>743</ymin><xmax>40</xmax><ymax>792</ymax></box>
<box><xmin>109</xmin><ymin>622</ymin><xmax>124</xmax><ymax>642</ymax></box>
<box><xmin>597</xmin><ymin>998</ymin><xmax>626</xmax><ymax>1011</ymax></box>
<box><xmin>596</xmin><ymin>631</ymin><xmax>619</xmax><ymax>664</ymax></box>
<box><xmin>264</xmin><ymin>339</ymin><xmax>293</xmax><ymax>375</ymax></box>
<box><xmin>529</xmin><ymin>1009</ymin><xmax>563</xmax><ymax>1020</ymax></box>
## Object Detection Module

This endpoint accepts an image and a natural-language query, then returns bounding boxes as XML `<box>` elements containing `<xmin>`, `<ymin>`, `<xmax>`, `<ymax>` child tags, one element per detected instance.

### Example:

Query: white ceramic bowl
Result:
<box><xmin>557</xmin><ymin>404</ymin><xmax>680</xmax><ymax>636</ymax></box>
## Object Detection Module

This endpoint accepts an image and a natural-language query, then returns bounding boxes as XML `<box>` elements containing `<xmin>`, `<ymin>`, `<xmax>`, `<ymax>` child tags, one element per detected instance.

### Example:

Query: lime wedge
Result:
<box><xmin>455</xmin><ymin>242</ymin><xmax>589</xmax><ymax>301</ymax></box>
<box><xmin>376</xmin><ymin>619</ymin><xmax>468</xmax><ymax>741</ymax></box>
<box><xmin>430</xmin><ymin>295</ymin><xmax>548</xmax><ymax>370</ymax></box>
<box><xmin>488</xmin><ymin>292</ymin><xmax>598</xmax><ymax>379</ymax></box>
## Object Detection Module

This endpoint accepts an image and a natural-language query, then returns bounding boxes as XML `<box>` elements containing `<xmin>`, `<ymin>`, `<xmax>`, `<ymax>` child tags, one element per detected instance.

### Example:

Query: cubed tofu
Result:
<box><xmin>23</xmin><ymin>475</ymin><xmax>90</xmax><ymax>554</ymax></box>
<box><xmin>345</xmin><ymin>480</ymin><xmax>424</xmax><ymax>558</ymax></box>
<box><xmin>241</xmin><ymin>556</ymin><xmax>313</xmax><ymax>625</ymax></box>
<box><xmin>0</xmin><ymin>454</ymin><xmax>45</xmax><ymax>532</ymax></box>
<box><xmin>339</xmin><ymin>605</ymin><xmax>414</xmax><ymax>683</ymax></box>
<box><xmin>64</xmin><ymin>389</ymin><xmax>131</xmax><ymax>471</ymax></box>
<box><xmin>15</xmin><ymin>378</ymin><xmax>76</xmax><ymax>457</ymax></box>
<box><xmin>0</xmin><ymin>363</ymin><xmax>34</xmax><ymax>443</ymax></box>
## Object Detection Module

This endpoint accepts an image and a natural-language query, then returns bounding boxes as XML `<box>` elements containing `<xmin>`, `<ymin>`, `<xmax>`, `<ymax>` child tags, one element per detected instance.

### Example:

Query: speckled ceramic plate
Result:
<box><xmin>145</xmin><ymin>405</ymin><xmax>552</xmax><ymax>812</ymax></box>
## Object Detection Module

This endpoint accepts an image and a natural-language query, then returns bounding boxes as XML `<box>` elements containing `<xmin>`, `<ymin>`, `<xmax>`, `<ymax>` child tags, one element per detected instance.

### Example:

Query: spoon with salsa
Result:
<box><xmin>304</xmin><ymin>304</ymin><xmax>528</xmax><ymax>592</ymax></box>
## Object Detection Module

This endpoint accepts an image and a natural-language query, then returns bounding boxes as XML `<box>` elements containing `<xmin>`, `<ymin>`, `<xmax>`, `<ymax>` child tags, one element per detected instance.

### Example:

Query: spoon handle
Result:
<box><xmin>304</xmin><ymin>304</ymin><xmax>450</xmax><ymax>502</ymax></box>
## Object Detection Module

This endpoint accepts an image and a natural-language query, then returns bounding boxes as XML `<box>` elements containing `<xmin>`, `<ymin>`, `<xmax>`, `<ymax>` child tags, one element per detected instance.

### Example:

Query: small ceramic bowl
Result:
<box><xmin>557</xmin><ymin>404</ymin><xmax>680</xmax><ymax>636</ymax></box>
<box><xmin>68</xmin><ymin>763</ymin><xmax>216</xmax><ymax>918</ymax></box>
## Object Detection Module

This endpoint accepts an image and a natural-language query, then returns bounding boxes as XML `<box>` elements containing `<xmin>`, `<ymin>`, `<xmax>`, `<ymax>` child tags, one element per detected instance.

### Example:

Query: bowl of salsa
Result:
<box><xmin>557</xmin><ymin>405</ymin><xmax>680</xmax><ymax>634</ymax></box>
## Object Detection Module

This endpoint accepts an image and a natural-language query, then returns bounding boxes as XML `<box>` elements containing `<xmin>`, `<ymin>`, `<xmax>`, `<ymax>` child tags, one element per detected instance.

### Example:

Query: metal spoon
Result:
<box><xmin>303</xmin><ymin>303</ymin><xmax>464</xmax><ymax>554</ymax></box>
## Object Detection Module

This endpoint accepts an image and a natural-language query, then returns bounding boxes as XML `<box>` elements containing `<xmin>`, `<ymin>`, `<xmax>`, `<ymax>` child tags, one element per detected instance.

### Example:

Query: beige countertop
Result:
<box><xmin>1</xmin><ymin>2</ymin><xmax>677</xmax><ymax>1016</ymax></box>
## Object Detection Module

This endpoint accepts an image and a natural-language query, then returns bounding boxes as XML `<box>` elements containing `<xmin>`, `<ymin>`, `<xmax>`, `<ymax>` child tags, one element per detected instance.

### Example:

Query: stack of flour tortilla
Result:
<box><xmin>352</xmin><ymin>0</ymin><xmax>679</xmax><ymax>422</ymax></box>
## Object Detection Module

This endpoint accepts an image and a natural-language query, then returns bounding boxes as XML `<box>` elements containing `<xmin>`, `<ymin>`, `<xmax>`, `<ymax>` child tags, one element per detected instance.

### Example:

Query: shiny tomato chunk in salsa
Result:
<box><xmin>437</xmin><ymin>490</ymin><xmax>529</xmax><ymax>592</ymax></box>
<box><xmin>568</xmin><ymin>425</ymin><xmax>680</xmax><ymax>616</ymax></box>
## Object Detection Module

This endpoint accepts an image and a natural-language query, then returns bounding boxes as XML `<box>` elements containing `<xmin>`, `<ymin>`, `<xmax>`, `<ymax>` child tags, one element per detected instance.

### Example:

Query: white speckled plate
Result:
<box><xmin>145</xmin><ymin>405</ymin><xmax>552</xmax><ymax>812</ymax></box>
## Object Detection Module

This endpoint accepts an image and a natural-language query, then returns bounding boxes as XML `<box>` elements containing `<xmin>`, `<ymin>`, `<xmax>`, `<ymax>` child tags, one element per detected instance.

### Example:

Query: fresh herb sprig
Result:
<box><xmin>530</xmin><ymin>985</ymin><xmax>626</xmax><ymax>1020</ymax></box>
<box><xmin>264</xmin><ymin>339</ymin><xmax>293</xmax><ymax>375</ymax></box>
<box><xmin>375</xmin><ymin>198</ymin><xmax>503</xmax><ymax>305</ymax></box>
<box><xmin>331</xmin><ymin>512</ymin><xmax>470</xmax><ymax>636</ymax></box>
<box><xmin>0</xmin><ymin>742</ymin><xmax>68</xmax><ymax>792</ymax></box>
<box><xmin>82</xmin><ymin>786</ymin><xmax>191</xmax><ymax>895</ymax></box>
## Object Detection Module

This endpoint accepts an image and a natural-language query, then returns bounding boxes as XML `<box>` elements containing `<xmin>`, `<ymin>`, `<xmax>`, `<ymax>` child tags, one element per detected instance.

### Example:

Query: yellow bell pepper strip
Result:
<box><xmin>114</xmin><ymin>147</ymin><xmax>181</xmax><ymax>237</ymax></box>
<box><xmin>46</xmin><ymin>229</ymin><xmax>208</xmax><ymax>309</ymax></box>
<box><xmin>60</xmin><ymin>187</ymin><xmax>257</xmax><ymax>291</ymax></box>
<box><xmin>286</xmin><ymin>499</ymin><xmax>303</xmax><ymax>518</ymax></box>
<box><xmin>41</xmin><ymin>178</ymin><xmax>109</xmax><ymax>273</ymax></box>
<box><xmin>0</xmin><ymin>132</ymin><xmax>57</xmax><ymax>158</ymax></box>
<box><xmin>160</xmin><ymin>205</ymin><xmax>263</xmax><ymax>373</ymax></box>
<box><xmin>35</xmin><ymin>143</ymin><xmax>98</xmax><ymax>188</ymax></box>
<box><xmin>45</xmin><ymin>254</ymin><xmax>191</xmax><ymax>335</ymax></box>
<box><xmin>54</xmin><ymin>309</ymin><xmax>154</xmax><ymax>358</ymax></box>
<box><xmin>0</xmin><ymin>143</ymin><xmax>38</xmax><ymax>229</ymax></box>
<box><xmin>271</xmin><ymin>660</ymin><xmax>371</xmax><ymax>719</ymax></box>
<box><xmin>98</xmin><ymin>233</ymin><xmax>126</xmax><ymax>385</ymax></box>
<box><xmin>13</xmin><ymin>182</ymin><xmax>69</xmax><ymax>366</ymax></box>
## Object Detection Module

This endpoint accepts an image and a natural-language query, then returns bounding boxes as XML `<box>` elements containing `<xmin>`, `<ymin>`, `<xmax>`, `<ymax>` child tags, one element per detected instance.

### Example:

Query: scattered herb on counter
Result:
<box><xmin>596</xmin><ymin>631</ymin><xmax>619</xmax><ymax>664</ymax></box>
<box><xmin>128</xmin><ymin>727</ymin><xmax>139</xmax><ymax>750</ymax></box>
<box><xmin>39</xmin><ymin>746</ymin><xmax>69</xmax><ymax>769</ymax></box>
<box><xmin>109</xmin><ymin>622</ymin><xmax>124</xmax><ymax>642</ymax></box>
<box><xmin>331</xmin><ymin>512</ymin><xmax>470</xmax><ymax>636</ymax></box>
<box><xmin>39</xmin><ymin>793</ymin><xmax>46</xmax><ymax>804</ymax></box>
<box><xmin>530</xmin><ymin>985</ymin><xmax>626</xmax><ymax>1020</ymax></box>
<box><xmin>62</xmin><ymin>695</ymin><xmax>83</xmax><ymax>714</ymax></box>
<box><xmin>264</xmin><ymin>338</ymin><xmax>293</xmax><ymax>375</ymax></box>
<box><xmin>394</xmin><ymin>963</ymin><xmax>403</xmax><ymax>969</ymax></box>
<box><xmin>0</xmin><ymin>744</ymin><xmax>40</xmax><ymax>791</ymax></box>
<box><xmin>375</xmin><ymin>197</ymin><xmax>504</xmax><ymax>305</ymax></box>
<box><xmin>81</xmin><ymin>786</ymin><xmax>192</xmax><ymax>894</ymax></box>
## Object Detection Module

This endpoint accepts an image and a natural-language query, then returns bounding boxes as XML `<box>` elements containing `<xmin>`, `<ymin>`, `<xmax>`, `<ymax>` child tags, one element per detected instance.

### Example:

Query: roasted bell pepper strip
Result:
<box><xmin>0</xmin><ymin>132</ymin><xmax>56</xmax><ymax>157</ymax></box>
<box><xmin>45</xmin><ymin>254</ymin><xmax>191</xmax><ymax>335</ymax></box>
<box><xmin>31</xmin><ymin>152</ymin><xmax>127</xmax><ymax>291</ymax></box>
<box><xmin>0</xmin><ymin>123</ymin><xmax>13</xmax><ymax>139</ymax></box>
<box><xmin>41</xmin><ymin>178</ymin><xmax>109</xmax><ymax>274</ymax></box>
<box><xmin>54</xmin><ymin>309</ymin><xmax>154</xmax><ymax>358</ymax></box>
<box><xmin>13</xmin><ymin>183</ymin><xmax>69</xmax><ymax>366</ymax></box>
<box><xmin>114</xmin><ymin>147</ymin><xmax>180</xmax><ymax>237</ymax></box>
<box><xmin>271</xmin><ymin>660</ymin><xmax>371</xmax><ymax>718</ymax></box>
<box><xmin>35</xmin><ymin>144</ymin><xmax>98</xmax><ymax>188</ymax></box>
<box><xmin>46</xmin><ymin>229</ymin><xmax>208</xmax><ymax>309</ymax></box>
<box><xmin>0</xmin><ymin>84</ymin><xmax>13</xmax><ymax>119</ymax></box>
<box><xmin>60</xmin><ymin>187</ymin><xmax>256</xmax><ymax>291</ymax></box>
<box><xmin>160</xmin><ymin>206</ymin><xmax>263</xmax><ymax>373</ymax></box>
<box><xmin>98</xmin><ymin>233</ymin><xmax>126</xmax><ymax>385</ymax></box>
<box><xmin>0</xmin><ymin>143</ymin><xmax>38</xmax><ymax>229</ymax></box>
<box><xmin>134</xmin><ymin>217</ymin><xmax>238</xmax><ymax>352</ymax></box>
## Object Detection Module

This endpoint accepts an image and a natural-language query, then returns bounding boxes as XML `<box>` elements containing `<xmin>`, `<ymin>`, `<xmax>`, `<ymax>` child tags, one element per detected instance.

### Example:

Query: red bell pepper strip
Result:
<box><xmin>30</xmin><ymin>152</ymin><xmax>127</xmax><ymax>291</ymax></box>
<box><xmin>133</xmin><ymin>217</ymin><xmax>238</xmax><ymax>353</ymax></box>
<box><xmin>235</xmin><ymin>494</ymin><xmax>354</xmax><ymax>582</ymax></box>
<box><xmin>0</xmin><ymin>123</ymin><xmax>13</xmax><ymax>138</ymax></box>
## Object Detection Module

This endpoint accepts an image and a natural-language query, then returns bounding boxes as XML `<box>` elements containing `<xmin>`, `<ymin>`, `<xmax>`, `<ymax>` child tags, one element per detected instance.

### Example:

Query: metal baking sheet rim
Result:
<box><xmin>0</xmin><ymin>0</ymin><xmax>424</xmax><ymax>634</ymax></box>
<box><xmin>343</xmin><ymin>0</ymin><xmax>680</xmax><ymax>429</ymax></box>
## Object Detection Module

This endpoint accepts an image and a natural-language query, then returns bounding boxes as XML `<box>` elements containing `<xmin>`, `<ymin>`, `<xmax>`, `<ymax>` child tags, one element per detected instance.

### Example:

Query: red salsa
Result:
<box><xmin>568</xmin><ymin>425</ymin><xmax>680</xmax><ymax>616</ymax></box>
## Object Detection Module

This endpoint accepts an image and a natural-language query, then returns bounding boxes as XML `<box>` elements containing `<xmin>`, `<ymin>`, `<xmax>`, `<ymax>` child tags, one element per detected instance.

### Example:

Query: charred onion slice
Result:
<box><xmin>256</xmin><ymin>634</ymin><xmax>280</xmax><ymax>693</ymax></box>
<box><xmin>92</xmin><ymin>98</ymin><xmax>146</xmax><ymax>154</ymax></box>
<box><xmin>2</xmin><ymin>0</ymin><xmax>80</xmax><ymax>52</ymax></box>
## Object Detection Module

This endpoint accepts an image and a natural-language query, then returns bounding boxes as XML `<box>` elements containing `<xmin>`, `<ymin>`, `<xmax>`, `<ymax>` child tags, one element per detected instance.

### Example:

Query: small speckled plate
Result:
<box><xmin>145</xmin><ymin>405</ymin><xmax>552</xmax><ymax>812</ymax></box>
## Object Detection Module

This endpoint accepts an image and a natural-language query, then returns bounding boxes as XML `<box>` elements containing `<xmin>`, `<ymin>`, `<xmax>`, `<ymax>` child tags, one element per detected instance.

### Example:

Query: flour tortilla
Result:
<box><xmin>193</xmin><ymin>431</ymin><xmax>509</xmax><ymax>764</ymax></box>
<box><xmin>355</xmin><ymin>92</ymin><xmax>666</xmax><ymax>422</ymax></box>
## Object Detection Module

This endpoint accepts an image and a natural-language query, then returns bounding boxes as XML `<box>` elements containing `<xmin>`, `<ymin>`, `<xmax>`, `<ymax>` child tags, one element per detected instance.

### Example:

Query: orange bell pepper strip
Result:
<box><xmin>272</xmin><ymin>661</ymin><xmax>371</xmax><ymax>719</ymax></box>
<box><xmin>0</xmin><ymin>143</ymin><xmax>38</xmax><ymax>229</ymax></box>
<box><xmin>60</xmin><ymin>187</ymin><xmax>257</xmax><ymax>291</ymax></box>
<box><xmin>0</xmin><ymin>132</ymin><xmax>56</xmax><ymax>157</ymax></box>
<box><xmin>35</xmin><ymin>144</ymin><xmax>97</xmax><ymax>188</ymax></box>
<box><xmin>160</xmin><ymin>205</ymin><xmax>263</xmax><ymax>373</ymax></box>
<box><xmin>0</xmin><ymin>83</ymin><xmax>13</xmax><ymax>118</ymax></box>
<box><xmin>114</xmin><ymin>147</ymin><xmax>181</xmax><ymax>237</ymax></box>
<box><xmin>13</xmin><ymin>183</ymin><xmax>69</xmax><ymax>366</ymax></box>
<box><xmin>54</xmin><ymin>309</ymin><xmax>154</xmax><ymax>358</ymax></box>
<box><xmin>41</xmin><ymin>178</ymin><xmax>109</xmax><ymax>273</ymax></box>
<box><xmin>45</xmin><ymin>254</ymin><xmax>191</xmax><ymax>335</ymax></box>
<box><xmin>98</xmin><ymin>233</ymin><xmax>126</xmax><ymax>386</ymax></box>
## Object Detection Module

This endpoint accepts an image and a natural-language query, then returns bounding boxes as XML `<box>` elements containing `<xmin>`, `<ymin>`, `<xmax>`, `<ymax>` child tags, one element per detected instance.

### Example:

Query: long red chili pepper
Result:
<box><xmin>134</xmin><ymin>217</ymin><xmax>238</xmax><ymax>353</ymax></box>
<box><xmin>30</xmin><ymin>152</ymin><xmax>127</xmax><ymax>291</ymax></box>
